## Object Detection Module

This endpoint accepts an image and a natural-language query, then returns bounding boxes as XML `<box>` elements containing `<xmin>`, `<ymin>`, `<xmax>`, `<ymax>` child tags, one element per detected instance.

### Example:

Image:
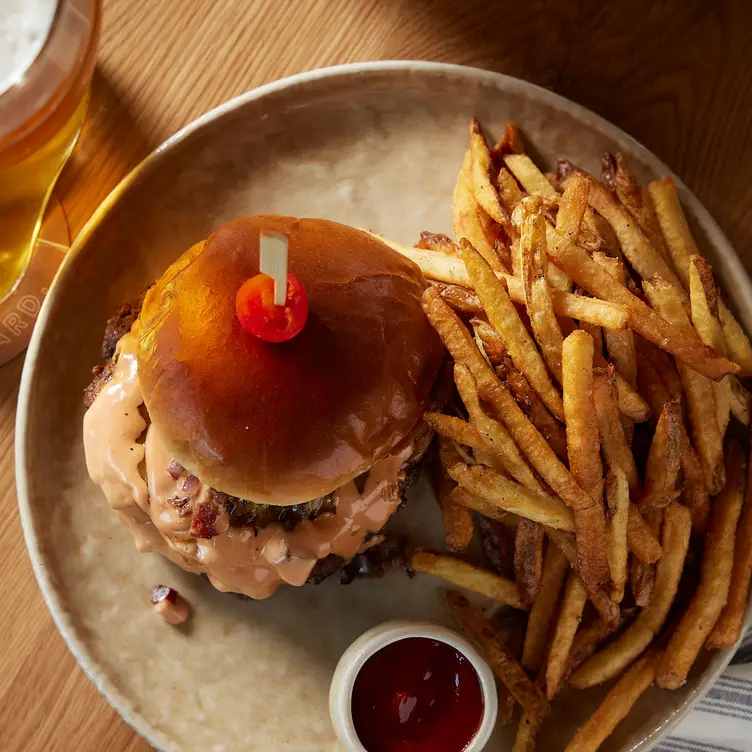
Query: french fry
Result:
<box><xmin>432</xmin><ymin>281</ymin><xmax>484</xmax><ymax>315</ymax></box>
<box><xmin>504</xmin><ymin>153</ymin><xmax>559</xmax><ymax>199</ymax></box>
<box><xmin>542</xmin><ymin>223</ymin><xmax>738</xmax><ymax>381</ymax></box>
<box><xmin>545</xmin><ymin>572</ymin><xmax>588</xmax><ymax>699</ymax></box>
<box><xmin>545</xmin><ymin>529</ymin><xmax>620</xmax><ymax>628</ymax></box>
<box><xmin>454</xmin><ymin>363</ymin><xmax>546</xmax><ymax>495</ymax></box>
<box><xmin>469</xmin><ymin>117</ymin><xmax>514</xmax><ymax>235</ymax></box>
<box><xmin>562</xmin><ymin>330</ymin><xmax>610</xmax><ymax>590</ymax></box>
<box><xmin>626</xmin><ymin>504</ymin><xmax>662</xmax><ymax>565</ymax></box>
<box><xmin>515</xmin><ymin>518</ymin><xmax>544</xmax><ymax>606</ymax></box>
<box><xmin>657</xmin><ymin>441</ymin><xmax>747</xmax><ymax>688</ymax></box>
<box><xmin>461</xmin><ymin>238</ymin><xmax>565</xmax><ymax>420</ymax></box>
<box><xmin>592</xmin><ymin>252</ymin><xmax>637</xmax><ymax>388</ymax></box>
<box><xmin>647</xmin><ymin>177</ymin><xmax>696</xmax><ymax>290</ymax></box>
<box><xmin>680</xmin><ymin>432</ymin><xmax>711</xmax><ymax>534</ymax></box>
<box><xmin>520</xmin><ymin>198</ymin><xmax>565</xmax><ymax>382</ymax></box>
<box><xmin>449</xmin><ymin>486</ymin><xmax>513</xmax><ymax>527</ymax></box>
<box><xmin>570</xmin><ymin>503</ymin><xmax>690</xmax><ymax>688</ymax></box>
<box><xmin>588</xmin><ymin>179</ymin><xmax>686</xmax><ymax>295</ymax></box>
<box><xmin>564</xmin><ymin>647</ymin><xmax>661</xmax><ymax>752</ymax></box>
<box><xmin>453</xmin><ymin>149</ymin><xmax>507</xmax><ymax>272</ymax></box>
<box><xmin>522</xmin><ymin>544</ymin><xmax>570</xmax><ymax>671</ymax></box>
<box><xmin>605</xmin><ymin>466</ymin><xmax>630</xmax><ymax>602</ymax></box>
<box><xmin>603</xmin><ymin>152</ymin><xmax>672</xmax><ymax>265</ymax></box>
<box><xmin>417</xmin><ymin>231</ymin><xmax>461</xmax><ymax>255</ymax></box>
<box><xmin>707</xmin><ymin>431</ymin><xmax>752</xmax><ymax>648</ymax></box>
<box><xmin>446</xmin><ymin>591</ymin><xmax>548</xmax><ymax>717</ymax></box>
<box><xmin>643</xmin><ymin>276</ymin><xmax>725</xmax><ymax>494</ymax></box>
<box><xmin>640</xmin><ymin>397</ymin><xmax>682</xmax><ymax>509</ymax></box>
<box><xmin>729</xmin><ymin>375</ymin><xmax>751</xmax><ymax>426</ymax></box>
<box><xmin>720</xmin><ymin>300</ymin><xmax>752</xmax><ymax>377</ymax></box>
<box><xmin>513</xmin><ymin>708</ymin><xmax>544</xmax><ymax>752</ymax></box>
<box><xmin>592</xmin><ymin>367</ymin><xmax>639</xmax><ymax>491</ymax></box>
<box><xmin>448</xmin><ymin>462</ymin><xmax>574</xmax><ymax>531</ymax></box>
<box><xmin>498</xmin><ymin>166</ymin><xmax>525</xmax><ymax>216</ymax></box>
<box><xmin>424</xmin><ymin>412</ymin><xmax>488</xmax><ymax>453</ymax></box>
<box><xmin>379</xmin><ymin>235</ymin><xmax>629</xmax><ymax>329</ymax></box>
<box><xmin>431</xmin><ymin>441</ymin><xmax>474</xmax><ymax>554</ymax></box>
<box><xmin>556</xmin><ymin>172</ymin><xmax>589</xmax><ymax>241</ymax></box>
<box><xmin>567</xmin><ymin>615</ymin><xmax>627</xmax><ymax>677</ymax></box>
<box><xmin>689</xmin><ymin>255</ymin><xmax>731</xmax><ymax>435</ymax></box>
<box><xmin>412</xmin><ymin>550</ymin><xmax>527</xmax><ymax>610</ymax></box>
<box><xmin>490</xmin><ymin>121</ymin><xmax>525</xmax><ymax>161</ymax></box>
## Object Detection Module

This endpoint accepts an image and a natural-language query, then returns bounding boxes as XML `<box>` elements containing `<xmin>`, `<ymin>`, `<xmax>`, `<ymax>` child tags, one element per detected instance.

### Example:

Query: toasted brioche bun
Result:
<box><xmin>136</xmin><ymin>216</ymin><xmax>442</xmax><ymax>505</ymax></box>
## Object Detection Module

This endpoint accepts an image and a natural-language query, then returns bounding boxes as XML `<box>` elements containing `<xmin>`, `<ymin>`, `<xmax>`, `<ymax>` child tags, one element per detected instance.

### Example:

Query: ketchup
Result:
<box><xmin>351</xmin><ymin>637</ymin><xmax>484</xmax><ymax>752</ymax></box>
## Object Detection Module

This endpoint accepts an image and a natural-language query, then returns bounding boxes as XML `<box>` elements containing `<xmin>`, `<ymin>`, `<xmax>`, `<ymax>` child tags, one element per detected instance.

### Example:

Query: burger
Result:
<box><xmin>83</xmin><ymin>216</ymin><xmax>444</xmax><ymax>599</ymax></box>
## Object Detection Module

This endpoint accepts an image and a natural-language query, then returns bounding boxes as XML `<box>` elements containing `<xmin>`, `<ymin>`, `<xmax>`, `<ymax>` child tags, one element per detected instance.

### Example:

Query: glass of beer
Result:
<box><xmin>0</xmin><ymin>0</ymin><xmax>101</xmax><ymax>303</ymax></box>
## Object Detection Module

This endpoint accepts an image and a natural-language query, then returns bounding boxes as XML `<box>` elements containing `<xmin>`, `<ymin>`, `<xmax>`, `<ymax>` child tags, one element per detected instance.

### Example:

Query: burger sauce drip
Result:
<box><xmin>351</xmin><ymin>638</ymin><xmax>484</xmax><ymax>752</ymax></box>
<box><xmin>83</xmin><ymin>326</ymin><xmax>410</xmax><ymax>599</ymax></box>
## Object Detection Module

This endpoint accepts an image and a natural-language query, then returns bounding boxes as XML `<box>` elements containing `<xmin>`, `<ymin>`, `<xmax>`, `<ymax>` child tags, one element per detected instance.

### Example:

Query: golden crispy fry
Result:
<box><xmin>453</xmin><ymin>149</ymin><xmax>507</xmax><ymax>273</ymax></box>
<box><xmin>657</xmin><ymin>442</ymin><xmax>747</xmax><ymax>688</ymax></box>
<box><xmin>381</xmin><ymin>235</ymin><xmax>629</xmax><ymax>329</ymax></box>
<box><xmin>449</xmin><ymin>462</ymin><xmax>574</xmax><ymax>531</ymax></box>
<box><xmin>556</xmin><ymin>172</ymin><xmax>589</xmax><ymax>241</ymax></box>
<box><xmin>513</xmin><ymin>708</ymin><xmax>544</xmax><ymax>752</ymax></box>
<box><xmin>424</xmin><ymin>412</ymin><xmax>488</xmax><ymax>453</ymax></box>
<box><xmin>545</xmin><ymin>529</ymin><xmax>620</xmax><ymax>628</ymax></box>
<box><xmin>417</xmin><ymin>231</ymin><xmax>461</xmax><ymax>255</ymax></box>
<box><xmin>626</xmin><ymin>504</ymin><xmax>662</xmax><ymax>565</ymax></box>
<box><xmin>454</xmin><ymin>363</ymin><xmax>545</xmax><ymax>494</ymax></box>
<box><xmin>689</xmin><ymin>255</ymin><xmax>731</xmax><ymax>435</ymax></box>
<box><xmin>522</xmin><ymin>544</ymin><xmax>569</xmax><ymax>671</ymax></box>
<box><xmin>707</xmin><ymin>432</ymin><xmax>752</xmax><ymax>648</ymax></box>
<box><xmin>641</xmin><ymin>397</ymin><xmax>682</xmax><ymax>509</ymax></box>
<box><xmin>720</xmin><ymin>300</ymin><xmax>752</xmax><ymax>377</ymax></box>
<box><xmin>520</xmin><ymin>198</ymin><xmax>565</xmax><ymax>382</ymax></box>
<box><xmin>542</xmin><ymin>223</ymin><xmax>738</xmax><ymax>380</ymax></box>
<box><xmin>729</xmin><ymin>375</ymin><xmax>751</xmax><ymax>426</ymax></box>
<box><xmin>592</xmin><ymin>252</ymin><xmax>637</xmax><ymax>388</ymax></box>
<box><xmin>562</xmin><ymin>330</ymin><xmax>610</xmax><ymax>590</ymax></box>
<box><xmin>498</xmin><ymin>166</ymin><xmax>525</xmax><ymax>216</ymax></box>
<box><xmin>504</xmin><ymin>153</ymin><xmax>559</xmax><ymax>199</ymax></box>
<box><xmin>446</xmin><ymin>591</ymin><xmax>547</xmax><ymax>716</ymax></box>
<box><xmin>449</xmin><ymin>485</ymin><xmax>516</xmax><ymax>525</ymax></box>
<box><xmin>515</xmin><ymin>518</ymin><xmax>544</xmax><ymax>606</ymax></box>
<box><xmin>437</xmin><ymin>432</ymin><xmax>467</xmax><ymax>477</ymax></box>
<box><xmin>647</xmin><ymin>177</ymin><xmax>696</xmax><ymax>290</ymax></box>
<box><xmin>603</xmin><ymin>153</ymin><xmax>673</xmax><ymax>265</ymax></box>
<box><xmin>680</xmin><ymin>432</ymin><xmax>711</xmax><ymax>535</ymax></box>
<box><xmin>567</xmin><ymin>615</ymin><xmax>627</xmax><ymax>677</ymax></box>
<box><xmin>570</xmin><ymin>503</ymin><xmax>690</xmax><ymax>688</ymax></box>
<box><xmin>613</xmin><ymin>374</ymin><xmax>651</xmax><ymax>422</ymax></box>
<box><xmin>564</xmin><ymin>647</ymin><xmax>661</xmax><ymax>752</ymax></box>
<box><xmin>545</xmin><ymin>572</ymin><xmax>588</xmax><ymax>699</ymax></box>
<box><xmin>588</xmin><ymin>179</ymin><xmax>686</xmax><ymax>294</ymax></box>
<box><xmin>422</xmin><ymin>288</ymin><xmax>599</xmax><ymax>517</ymax></box>
<box><xmin>643</xmin><ymin>276</ymin><xmax>725</xmax><ymax>494</ymax></box>
<box><xmin>412</xmin><ymin>550</ymin><xmax>527</xmax><ymax>610</ymax></box>
<box><xmin>605</xmin><ymin>466</ymin><xmax>630</xmax><ymax>602</ymax></box>
<box><xmin>431</xmin><ymin>281</ymin><xmax>484</xmax><ymax>315</ymax></box>
<box><xmin>431</xmin><ymin>440</ymin><xmax>473</xmax><ymax>554</ymax></box>
<box><xmin>491</xmin><ymin>121</ymin><xmax>525</xmax><ymax>160</ymax></box>
<box><xmin>469</xmin><ymin>117</ymin><xmax>514</xmax><ymax>234</ymax></box>
<box><xmin>461</xmin><ymin>238</ymin><xmax>565</xmax><ymax>420</ymax></box>
<box><xmin>592</xmin><ymin>367</ymin><xmax>639</xmax><ymax>491</ymax></box>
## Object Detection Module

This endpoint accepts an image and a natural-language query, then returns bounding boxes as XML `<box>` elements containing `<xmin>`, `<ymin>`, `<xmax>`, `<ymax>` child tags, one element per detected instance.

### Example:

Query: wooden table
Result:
<box><xmin>2</xmin><ymin>1</ymin><xmax>751</xmax><ymax>749</ymax></box>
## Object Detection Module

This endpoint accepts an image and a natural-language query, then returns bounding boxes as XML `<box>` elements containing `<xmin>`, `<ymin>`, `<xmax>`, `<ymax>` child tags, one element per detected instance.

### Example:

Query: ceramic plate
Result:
<box><xmin>16</xmin><ymin>62</ymin><xmax>752</xmax><ymax>752</ymax></box>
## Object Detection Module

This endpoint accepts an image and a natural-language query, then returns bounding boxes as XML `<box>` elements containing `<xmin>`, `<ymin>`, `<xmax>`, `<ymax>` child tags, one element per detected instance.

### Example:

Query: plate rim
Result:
<box><xmin>15</xmin><ymin>59</ymin><xmax>750</xmax><ymax>752</ymax></box>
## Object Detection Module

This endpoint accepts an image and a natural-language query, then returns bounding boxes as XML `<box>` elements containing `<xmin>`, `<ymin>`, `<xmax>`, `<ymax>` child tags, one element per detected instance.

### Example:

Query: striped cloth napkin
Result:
<box><xmin>656</xmin><ymin>628</ymin><xmax>752</xmax><ymax>752</ymax></box>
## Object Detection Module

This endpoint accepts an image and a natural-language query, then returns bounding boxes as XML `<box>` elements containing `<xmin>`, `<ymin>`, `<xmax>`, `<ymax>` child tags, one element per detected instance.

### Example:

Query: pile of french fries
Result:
<box><xmin>396</xmin><ymin>119</ymin><xmax>752</xmax><ymax>751</ymax></box>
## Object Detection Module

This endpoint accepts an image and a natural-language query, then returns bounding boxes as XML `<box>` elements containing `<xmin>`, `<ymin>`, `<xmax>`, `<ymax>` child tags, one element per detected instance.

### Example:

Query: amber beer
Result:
<box><xmin>0</xmin><ymin>0</ymin><xmax>101</xmax><ymax>302</ymax></box>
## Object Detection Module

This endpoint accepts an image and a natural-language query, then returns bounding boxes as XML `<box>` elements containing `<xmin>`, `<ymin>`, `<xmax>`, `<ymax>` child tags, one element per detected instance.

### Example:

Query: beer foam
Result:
<box><xmin>0</xmin><ymin>0</ymin><xmax>57</xmax><ymax>95</ymax></box>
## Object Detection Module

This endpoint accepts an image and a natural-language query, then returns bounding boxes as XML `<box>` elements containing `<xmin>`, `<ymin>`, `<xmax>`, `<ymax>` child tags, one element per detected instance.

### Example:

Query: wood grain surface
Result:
<box><xmin>2</xmin><ymin>1</ymin><xmax>751</xmax><ymax>749</ymax></box>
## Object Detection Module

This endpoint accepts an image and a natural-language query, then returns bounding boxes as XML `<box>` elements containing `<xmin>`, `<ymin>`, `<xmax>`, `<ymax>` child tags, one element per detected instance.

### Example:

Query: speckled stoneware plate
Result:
<box><xmin>16</xmin><ymin>62</ymin><xmax>752</xmax><ymax>752</ymax></box>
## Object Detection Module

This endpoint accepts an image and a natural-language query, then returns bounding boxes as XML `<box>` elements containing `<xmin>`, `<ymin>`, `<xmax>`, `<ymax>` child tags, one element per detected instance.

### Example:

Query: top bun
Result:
<box><xmin>137</xmin><ymin>216</ymin><xmax>443</xmax><ymax>505</ymax></box>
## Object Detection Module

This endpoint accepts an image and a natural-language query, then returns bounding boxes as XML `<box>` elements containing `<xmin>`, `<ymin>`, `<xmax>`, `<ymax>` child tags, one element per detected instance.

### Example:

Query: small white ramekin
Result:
<box><xmin>329</xmin><ymin>620</ymin><xmax>498</xmax><ymax>752</ymax></box>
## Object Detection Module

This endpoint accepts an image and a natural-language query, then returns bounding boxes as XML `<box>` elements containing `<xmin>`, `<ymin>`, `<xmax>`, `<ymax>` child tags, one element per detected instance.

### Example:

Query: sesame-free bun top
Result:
<box><xmin>136</xmin><ymin>216</ymin><xmax>443</xmax><ymax>506</ymax></box>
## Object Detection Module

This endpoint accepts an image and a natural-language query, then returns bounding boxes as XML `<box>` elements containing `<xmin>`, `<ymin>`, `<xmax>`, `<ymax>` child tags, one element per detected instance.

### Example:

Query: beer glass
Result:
<box><xmin>0</xmin><ymin>0</ymin><xmax>101</xmax><ymax>303</ymax></box>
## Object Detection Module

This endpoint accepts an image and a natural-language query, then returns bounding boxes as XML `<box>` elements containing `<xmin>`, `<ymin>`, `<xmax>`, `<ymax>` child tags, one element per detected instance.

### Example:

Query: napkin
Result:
<box><xmin>656</xmin><ymin>628</ymin><xmax>752</xmax><ymax>751</ymax></box>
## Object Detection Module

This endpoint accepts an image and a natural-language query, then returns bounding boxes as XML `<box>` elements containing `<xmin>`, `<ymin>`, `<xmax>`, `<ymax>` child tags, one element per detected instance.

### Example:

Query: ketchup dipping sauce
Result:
<box><xmin>350</xmin><ymin>636</ymin><xmax>484</xmax><ymax>752</ymax></box>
